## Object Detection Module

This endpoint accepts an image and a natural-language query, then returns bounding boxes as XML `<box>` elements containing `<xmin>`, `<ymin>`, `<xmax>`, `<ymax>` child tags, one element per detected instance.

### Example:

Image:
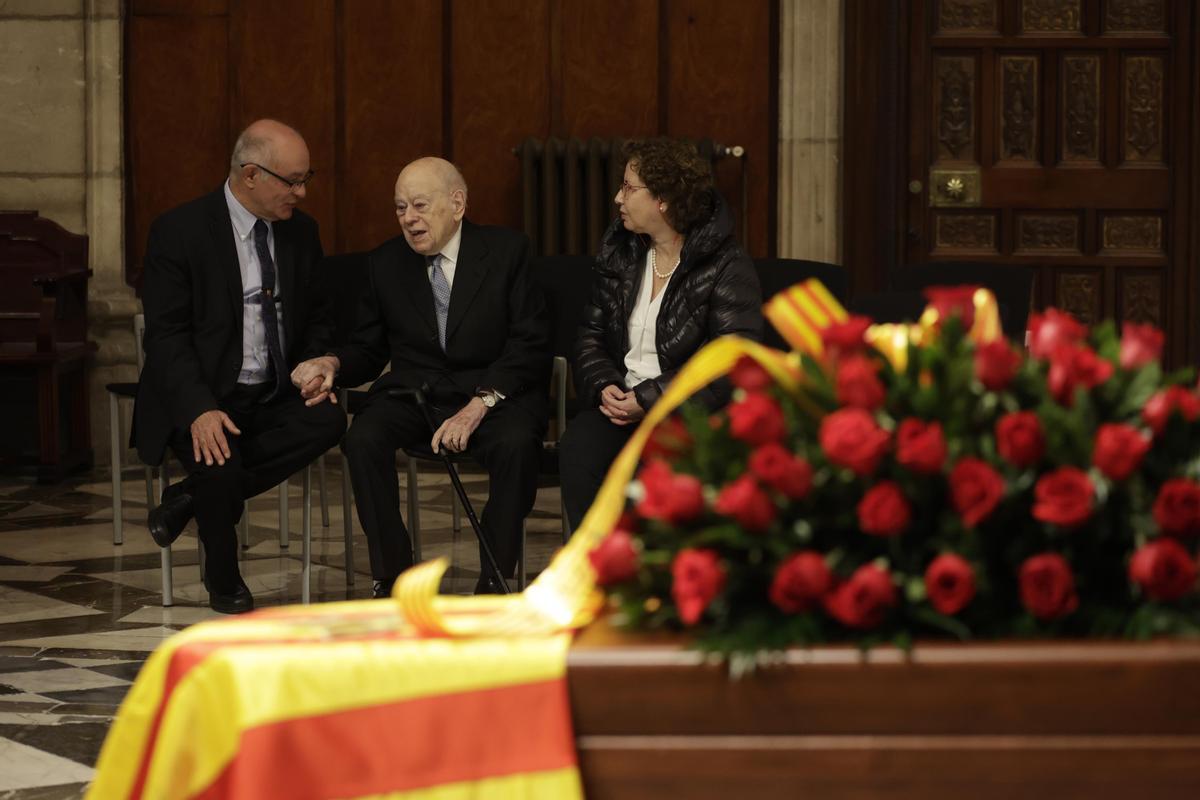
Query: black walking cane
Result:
<box><xmin>387</xmin><ymin>387</ymin><xmax>510</xmax><ymax>594</ymax></box>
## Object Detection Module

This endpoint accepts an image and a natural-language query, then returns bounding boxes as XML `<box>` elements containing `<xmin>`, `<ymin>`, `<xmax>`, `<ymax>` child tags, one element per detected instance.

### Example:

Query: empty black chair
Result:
<box><xmin>890</xmin><ymin>262</ymin><xmax>1035</xmax><ymax>342</ymax></box>
<box><xmin>753</xmin><ymin>258</ymin><xmax>849</xmax><ymax>350</ymax></box>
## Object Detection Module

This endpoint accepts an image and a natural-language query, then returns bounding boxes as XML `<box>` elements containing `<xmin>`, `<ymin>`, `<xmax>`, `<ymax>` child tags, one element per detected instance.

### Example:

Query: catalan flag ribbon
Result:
<box><xmin>763</xmin><ymin>278</ymin><xmax>849</xmax><ymax>356</ymax></box>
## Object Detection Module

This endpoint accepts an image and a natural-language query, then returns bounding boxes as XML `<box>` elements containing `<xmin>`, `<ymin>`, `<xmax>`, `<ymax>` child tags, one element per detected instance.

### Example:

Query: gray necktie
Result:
<box><xmin>429</xmin><ymin>254</ymin><xmax>450</xmax><ymax>351</ymax></box>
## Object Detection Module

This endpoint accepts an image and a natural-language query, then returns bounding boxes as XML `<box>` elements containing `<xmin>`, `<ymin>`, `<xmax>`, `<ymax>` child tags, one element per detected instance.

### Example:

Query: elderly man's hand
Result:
<box><xmin>291</xmin><ymin>355</ymin><xmax>340</xmax><ymax>407</ymax></box>
<box><xmin>431</xmin><ymin>397</ymin><xmax>489</xmax><ymax>453</ymax></box>
<box><xmin>191</xmin><ymin>409</ymin><xmax>241</xmax><ymax>466</ymax></box>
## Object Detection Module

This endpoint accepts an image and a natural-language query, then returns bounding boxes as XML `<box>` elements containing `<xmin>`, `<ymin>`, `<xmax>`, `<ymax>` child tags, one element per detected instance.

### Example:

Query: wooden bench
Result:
<box><xmin>0</xmin><ymin>210</ymin><xmax>97</xmax><ymax>482</ymax></box>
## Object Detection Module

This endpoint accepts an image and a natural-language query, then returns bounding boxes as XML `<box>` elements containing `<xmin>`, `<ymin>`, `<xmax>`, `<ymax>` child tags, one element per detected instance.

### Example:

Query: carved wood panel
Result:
<box><xmin>934</xmin><ymin>56</ymin><xmax>977</xmax><ymax>162</ymax></box>
<box><xmin>1021</xmin><ymin>0</ymin><xmax>1081</xmax><ymax>33</ymax></box>
<box><xmin>933</xmin><ymin>213</ymin><xmax>997</xmax><ymax>253</ymax></box>
<box><xmin>1106</xmin><ymin>0</ymin><xmax>1166</xmax><ymax>33</ymax></box>
<box><xmin>1061</xmin><ymin>54</ymin><xmax>1101</xmax><ymax>163</ymax></box>
<box><xmin>937</xmin><ymin>0</ymin><xmax>999</xmax><ymax>33</ymax></box>
<box><xmin>999</xmin><ymin>55</ymin><xmax>1039</xmax><ymax>162</ymax></box>
<box><xmin>1123</xmin><ymin>55</ymin><xmax>1165</xmax><ymax>164</ymax></box>
<box><xmin>905</xmin><ymin>0</ymin><xmax>1190</xmax><ymax>361</ymax></box>
<box><xmin>1120</xmin><ymin>271</ymin><xmax>1163</xmax><ymax>325</ymax></box>
<box><xmin>1016</xmin><ymin>213</ymin><xmax>1080</xmax><ymax>253</ymax></box>
<box><xmin>1056</xmin><ymin>272</ymin><xmax>1102</xmax><ymax>324</ymax></box>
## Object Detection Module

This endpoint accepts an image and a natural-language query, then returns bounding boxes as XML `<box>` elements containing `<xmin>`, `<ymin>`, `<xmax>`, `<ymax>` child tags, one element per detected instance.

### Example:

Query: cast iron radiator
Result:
<box><xmin>515</xmin><ymin>137</ymin><xmax>745</xmax><ymax>257</ymax></box>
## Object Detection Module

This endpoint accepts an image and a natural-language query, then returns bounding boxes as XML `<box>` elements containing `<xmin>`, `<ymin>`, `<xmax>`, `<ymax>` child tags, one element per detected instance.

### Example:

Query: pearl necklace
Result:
<box><xmin>650</xmin><ymin>246</ymin><xmax>681</xmax><ymax>280</ymax></box>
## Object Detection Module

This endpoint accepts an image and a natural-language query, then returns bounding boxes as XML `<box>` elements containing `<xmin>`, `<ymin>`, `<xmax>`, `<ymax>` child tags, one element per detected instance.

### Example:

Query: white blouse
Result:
<box><xmin>624</xmin><ymin>252</ymin><xmax>666</xmax><ymax>388</ymax></box>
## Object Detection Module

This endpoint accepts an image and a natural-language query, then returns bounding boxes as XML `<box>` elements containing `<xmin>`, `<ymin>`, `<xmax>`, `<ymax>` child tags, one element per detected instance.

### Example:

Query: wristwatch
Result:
<box><xmin>475</xmin><ymin>389</ymin><xmax>498</xmax><ymax>408</ymax></box>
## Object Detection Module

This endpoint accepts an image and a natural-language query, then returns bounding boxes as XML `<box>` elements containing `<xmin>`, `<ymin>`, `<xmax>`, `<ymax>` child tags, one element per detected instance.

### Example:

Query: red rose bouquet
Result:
<box><xmin>587</xmin><ymin>287</ymin><xmax>1200</xmax><ymax>654</ymax></box>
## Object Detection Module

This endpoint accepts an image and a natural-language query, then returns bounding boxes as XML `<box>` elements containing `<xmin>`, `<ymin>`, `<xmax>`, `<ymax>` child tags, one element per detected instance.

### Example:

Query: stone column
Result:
<box><xmin>777</xmin><ymin>0</ymin><xmax>843</xmax><ymax>263</ymax></box>
<box><xmin>0</xmin><ymin>0</ymin><xmax>133</xmax><ymax>470</ymax></box>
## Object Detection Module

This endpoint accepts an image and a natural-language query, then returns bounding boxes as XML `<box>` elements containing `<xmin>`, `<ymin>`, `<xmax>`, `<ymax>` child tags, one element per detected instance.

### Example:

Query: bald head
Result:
<box><xmin>228</xmin><ymin>119</ymin><xmax>311</xmax><ymax>221</ymax></box>
<box><xmin>393</xmin><ymin>157</ymin><xmax>468</xmax><ymax>255</ymax></box>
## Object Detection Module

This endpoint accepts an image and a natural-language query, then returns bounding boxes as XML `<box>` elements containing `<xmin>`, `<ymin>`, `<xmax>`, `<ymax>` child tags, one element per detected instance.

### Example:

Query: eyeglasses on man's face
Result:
<box><xmin>242</xmin><ymin>162</ymin><xmax>315</xmax><ymax>192</ymax></box>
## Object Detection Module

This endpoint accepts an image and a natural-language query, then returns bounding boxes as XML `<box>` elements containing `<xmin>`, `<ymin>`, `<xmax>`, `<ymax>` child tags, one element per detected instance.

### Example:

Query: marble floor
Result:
<box><xmin>0</xmin><ymin>455</ymin><xmax>566</xmax><ymax>798</ymax></box>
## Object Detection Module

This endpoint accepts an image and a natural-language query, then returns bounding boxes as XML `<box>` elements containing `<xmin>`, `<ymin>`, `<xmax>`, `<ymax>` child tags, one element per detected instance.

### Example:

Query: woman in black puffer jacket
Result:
<box><xmin>560</xmin><ymin>138</ymin><xmax>763</xmax><ymax>533</ymax></box>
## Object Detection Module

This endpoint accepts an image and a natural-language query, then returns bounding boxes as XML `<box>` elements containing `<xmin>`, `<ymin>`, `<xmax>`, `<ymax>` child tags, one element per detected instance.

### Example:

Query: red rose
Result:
<box><xmin>1129</xmin><ymin>538</ymin><xmax>1197</xmax><ymax>602</ymax></box>
<box><xmin>769</xmin><ymin>551</ymin><xmax>833</xmax><ymax>614</ymax></box>
<box><xmin>1028</xmin><ymin>308</ymin><xmax>1087</xmax><ymax>360</ymax></box>
<box><xmin>671</xmin><ymin>548</ymin><xmax>726</xmax><ymax>625</ymax></box>
<box><xmin>730</xmin><ymin>354</ymin><xmax>774</xmax><ymax>392</ymax></box>
<box><xmin>1120</xmin><ymin>321</ymin><xmax>1165</xmax><ymax>370</ymax></box>
<box><xmin>1047</xmin><ymin>343</ymin><xmax>1114</xmax><ymax>406</ymax></box>
<box><xmin>714</xmin><ymin>475</ymin><xmax>777</xmax><ymax>532</ymax></box>
<box><xmin>1091</xmin><ymin>423</ymin><xmax>1151</xmax><ymax>482</ymax></box>
<box><xmin>1152</xmin><ymin>478</ymin><xmax>1200</xmax><ymax>537</ymax></box>
<box><xmin>1143</xmin><ymin>386</ymin><xmax>1200</xmax><ymax>436</ymax></box>
<box><xmin>819</xmin><ymin>408</ymin><xmax>891</xmax><ymax>476</ymax></box>
<box><xmin>1032</xmin><ymin>467</ymin><xmax>1094</xmax><ymax>528</ymax></box>
<box><xmin>641</xmin><ymin>416</ymin><xmax>693</xmax><ymax>462</ymax></box>
<box><xmin>974</xmin><ymin>340</ymin><xmax>1022</xmax><ymax>391</ymax></box>
<box><xmin>924</xmin><ymin>285</ymin><xmax>979</xmax><ymax>330</ymax></box>
<box><xmin>636</xmin><ymin>460</ymin><xmax>706</xmax><ymax>525</ymax></box>
<box><xmin>728</xmin><ymin>393</ymin><xmax>787</xmax><ymax>446</ymax></box>
<box><xmin>823</xmin><ymin>563</ymin><xmax>897</xmax><ymax>629</ymax></box>
<box><xmin>857</xmin><ymin>481</ymin><xmax>911</xmax><ymax>537</ymax></box>
<box><xmin>821</xmin><ymin>315</ymin><xmax>873</xmax><ymax>358</ymax></box>
<box><xmin>948</xmin><ymin>457</ymin><xmax>1005</xmax><ymax>528</ymax></box>
<box><xmin>835</xmin><ymin>355</ymin><xmax>886</xmax><ymax>411</ymax></box>
<box><xmin>896</xmin><ymin>418</ymin><xmax>947</xmax><ymax>475</ymax></box>
<box><xmin>995</xmin><ymin>411</ymin><xmax>1045</xmax><ymax>469</ymax></box>
<box><xmin>1019</xmin><ymin>553</ymin><xmax>1079</xmax><ymax>621</ymax></box>
<box><xmin>924</xmin><ymin>553</ymin><xmax>976</xmax><ymax>615</ymax></box>
<box><xmin>588</xmin><ymin>530</ymin><xmax>639</xmax><ymax>586</ymax></box>
<box><xmin>749</xmin><ymin>442</ymin><xmax>813</xmax><ymax>499</ymax></box>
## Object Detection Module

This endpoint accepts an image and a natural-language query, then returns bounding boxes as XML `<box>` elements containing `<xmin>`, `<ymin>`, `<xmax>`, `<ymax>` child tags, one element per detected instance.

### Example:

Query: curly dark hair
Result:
<box><xmin>621</xmin><ymin>138</ymin><xmax>714</xmax><ymax>234</ymax></box>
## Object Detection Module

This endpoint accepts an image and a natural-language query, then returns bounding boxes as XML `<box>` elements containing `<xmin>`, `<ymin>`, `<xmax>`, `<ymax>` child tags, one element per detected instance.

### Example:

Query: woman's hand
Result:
<box><xmin>599</xmin><ymin>384</ymin><xmax>645</xmax><ymax>426</ymax></box>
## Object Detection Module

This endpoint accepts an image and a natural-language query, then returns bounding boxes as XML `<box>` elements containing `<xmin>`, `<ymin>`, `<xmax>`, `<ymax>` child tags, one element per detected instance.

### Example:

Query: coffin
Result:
<box><xmin>568</xmin><ymin>619</ymin><xmax>1200</xmax><ymax>799</ymax></box>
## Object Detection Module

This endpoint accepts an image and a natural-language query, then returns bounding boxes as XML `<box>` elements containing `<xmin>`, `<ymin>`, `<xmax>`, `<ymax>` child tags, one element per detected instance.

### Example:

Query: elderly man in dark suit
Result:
<box><xmin>134</xmin><ymin>119</ymin><xmax>346</xmax><ymax>613</ymax></box>
<box><xmin>292</xmin><ymin>157</ymin><xmax>549</xmax><ymax>597</ymax></box>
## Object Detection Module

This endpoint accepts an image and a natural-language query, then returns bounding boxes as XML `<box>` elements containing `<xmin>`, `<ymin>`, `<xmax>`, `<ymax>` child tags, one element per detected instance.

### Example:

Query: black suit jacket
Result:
<box><xmin>133</xmin><ymin>187</ymin><xmax>331</xmax><ymax>464</ymax></box>
<box><xmin>333</xmin><ymin>220</ymin><xmax>550</xmax><ymax>418</ymax></box>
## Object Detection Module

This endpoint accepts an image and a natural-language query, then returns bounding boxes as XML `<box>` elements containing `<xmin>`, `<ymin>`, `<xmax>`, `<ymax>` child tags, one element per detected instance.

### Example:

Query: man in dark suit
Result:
<box><xmin>134</xmin><ymin>119</ymin><xmax>346</xmax><ymax>613</ymax></box>
<box><xmin>291</xmin><ymin>157</ymin><xmax>549</xmax><ymax>597</ymax></box>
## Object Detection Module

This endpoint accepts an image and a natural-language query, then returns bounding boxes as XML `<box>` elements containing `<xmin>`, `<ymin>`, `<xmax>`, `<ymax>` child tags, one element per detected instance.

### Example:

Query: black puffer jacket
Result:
<box><xmin>573</xmin><ymin>190</ymin><xmax>762</xmax><ymax>411</ymax></box>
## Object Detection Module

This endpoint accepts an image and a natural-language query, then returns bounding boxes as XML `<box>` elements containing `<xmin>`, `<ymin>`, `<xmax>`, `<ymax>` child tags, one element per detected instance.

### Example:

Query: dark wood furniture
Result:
<box><xmin>568</xmin><ymin>619</ymin><xmax>1200</xmax><ymax>799</ymax></box>
<box><xmin>0</xmin><ymin>211</ymin><xmax>96</xmax><ymax>482</ymax></box>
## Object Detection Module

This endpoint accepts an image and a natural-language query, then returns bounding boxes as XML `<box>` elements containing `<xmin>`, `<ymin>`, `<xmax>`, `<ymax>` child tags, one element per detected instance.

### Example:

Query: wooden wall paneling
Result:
<box><xmin>129</xmin><ymin>0</ymin><xmax>227</xmax><ymax>14</ymax></box>
<box><xmin>664</xmin><ymin>0</ymin><xmax>772</xmax><ymax>257</ymax></box>
<box><xmin>125</xmin><ymin>10</ymin><xmax>230</xmax><ymax>289</ymax></box>
<box><xmin>341</xmin><ymin>0</ymin><xmax>445</xmax><ymax>253</ymax></box>
<box><xmin>560</xmin><ymin>0</ymin><xmax>659</xmax><ymax>139</ymax></box>
<box><xmin>1169</xmin><ymin>0</ymin><xmax>1196</xmax><ymax>364</ymax></box>
<box><xmin>230</xmin><ymin>0</ymin><xmax>338</xmax><ymax>252</ymax></box>
<box><xmin>450</xmin><ymin>0</ymin><xmax>552</xmax><ymax>230</ymax></box>
<box><xmin>843</xmin><ymin>0</ymin><xmax>906</xmax><ymax>295</ymax></box>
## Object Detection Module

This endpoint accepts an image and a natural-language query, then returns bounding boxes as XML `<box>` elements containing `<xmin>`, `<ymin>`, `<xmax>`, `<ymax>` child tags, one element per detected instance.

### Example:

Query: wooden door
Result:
<box><xmin>904</xmin><ymin>0</ymin><xmax>1194</xmax><ymax>360</ymax></box>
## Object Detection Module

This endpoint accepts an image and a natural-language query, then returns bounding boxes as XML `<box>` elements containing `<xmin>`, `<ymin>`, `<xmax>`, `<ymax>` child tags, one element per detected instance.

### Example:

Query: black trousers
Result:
<box><xmin>167</xmin><ymin>383</ymin><xmax>347</xmax><ymax>592</ymax></box>
<box><xmin>559</xmin><ymin>406</ymin><xmax>636</xmax><ymax>534</ymax></box>
<box><xmin>341</xmin><ymin>392</ymin><xmax>542</xmax><ymax>582</ymax></box>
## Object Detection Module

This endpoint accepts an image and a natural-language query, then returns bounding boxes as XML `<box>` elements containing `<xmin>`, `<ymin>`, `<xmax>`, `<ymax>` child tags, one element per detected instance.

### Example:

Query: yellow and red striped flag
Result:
<box><xmin>762</xmin><ymin>278</ymin><xmax>849</xmax><ymax>356</ymax></box>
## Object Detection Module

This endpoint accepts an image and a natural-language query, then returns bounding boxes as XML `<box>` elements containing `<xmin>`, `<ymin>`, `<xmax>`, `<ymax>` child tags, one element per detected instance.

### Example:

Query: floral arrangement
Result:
<box><xmin>587</xmin><ymin>287</ymin><xmax>1200</xmax><ymax>656</ymax></box>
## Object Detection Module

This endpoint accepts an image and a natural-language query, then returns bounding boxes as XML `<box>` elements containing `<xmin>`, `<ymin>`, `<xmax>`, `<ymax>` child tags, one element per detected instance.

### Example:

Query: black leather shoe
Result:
<box><xmin>209</xmin><ymin>583</ymin><xmax>254</xmax><ymax>614</ymax></box>
<box><xmin>372</xmin><ymin>577</ymin><xmax>396</xmax><ymax>599</ymax></box>
<box><xmin>148</xmin><ymin>483</ymin><xmax>193</xmax><ymax>548</ymax></box>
